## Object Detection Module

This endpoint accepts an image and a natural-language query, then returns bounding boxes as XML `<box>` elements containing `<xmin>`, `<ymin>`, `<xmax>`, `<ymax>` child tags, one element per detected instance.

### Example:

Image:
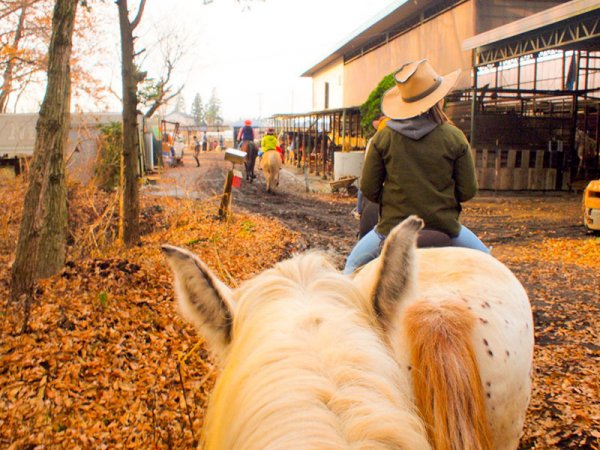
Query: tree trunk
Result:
<box><xmin>10</xmin><ymin>0</ymin><xmax>78</xmax><ymax>314</ymax></box>
<box><xmin>0</xmin><ymin>0</ymin><xmax>28</xmax><ymax>113</ymax></box>
<box><xmin>117</xmin><ymin>0</ymin><xmax>145</xmax><ymax>247</ymax></box>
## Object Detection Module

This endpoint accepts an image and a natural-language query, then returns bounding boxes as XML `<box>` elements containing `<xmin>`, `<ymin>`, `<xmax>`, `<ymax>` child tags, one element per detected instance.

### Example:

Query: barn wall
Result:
<box><xmin>343</xmin><ymin>0</ymin><xmax>475</xmax><ymax>107</ymax></box>
<box><xmin>311</xmin><ymin>58</ymin><xmax>345</xmax><ymax>111</ymax></box>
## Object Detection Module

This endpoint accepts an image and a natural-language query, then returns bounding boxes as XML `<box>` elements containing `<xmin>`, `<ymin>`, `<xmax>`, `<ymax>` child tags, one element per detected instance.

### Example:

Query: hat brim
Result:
<box><xmin>381</xmin><ymin>69</ymin><xmax>461</xmax><ymax>120</ymax></box>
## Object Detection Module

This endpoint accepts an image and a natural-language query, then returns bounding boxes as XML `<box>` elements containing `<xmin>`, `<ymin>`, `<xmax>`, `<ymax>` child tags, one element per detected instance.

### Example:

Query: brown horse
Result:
<box><xmin>240</xmin><ymin>140</ymin><xmax>258</xmax><ymax>181</ymax></box>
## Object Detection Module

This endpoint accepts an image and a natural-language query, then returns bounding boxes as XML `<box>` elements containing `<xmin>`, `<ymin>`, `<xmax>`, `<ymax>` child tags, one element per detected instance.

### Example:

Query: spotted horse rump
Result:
<box><xmin>354</xmin><ymin>220</ymin><xmax>534</xmax><ymax>450</ymax></box>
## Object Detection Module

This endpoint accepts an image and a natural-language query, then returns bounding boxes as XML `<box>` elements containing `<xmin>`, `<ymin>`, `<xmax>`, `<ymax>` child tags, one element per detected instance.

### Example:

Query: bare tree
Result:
<box><xmin>116</xmin><ymin>0</ymin><xmax>146</xmax><ymax>246</ymax></box>
<box><xmin>139</xmin><ymin>29</ymin><xmax>186</xmax><ymax>118</ymax></box>
<box><xmin>0</xmin><ymin>0</ymin><xmax>106</xmax><ymax>113</ymax></box>
<box><xmin>10</xmin><ymin>0</ymin><xmax>79</xmax><ymax>329</ymax></box>
<box><xmin>0</xmin><ymin>0</ymin><xmax>28</xmax><ymax>112</ymax></box>
<box><xmin>0</xmin><ymin>0</ymin><xmax>47</xmax><ymax>113</ymax></box>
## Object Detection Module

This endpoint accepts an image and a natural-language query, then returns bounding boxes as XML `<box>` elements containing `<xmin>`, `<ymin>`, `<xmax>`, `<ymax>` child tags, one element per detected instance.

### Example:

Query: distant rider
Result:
<box><xmin>261</xmin><ymin>128</ymin><xmax>283</xmax><ymax>162</ymax></box>
<box><xmin>239</xmin><ymin>120</ymin><xmax>257</xmax><ymax>180</ymax></box>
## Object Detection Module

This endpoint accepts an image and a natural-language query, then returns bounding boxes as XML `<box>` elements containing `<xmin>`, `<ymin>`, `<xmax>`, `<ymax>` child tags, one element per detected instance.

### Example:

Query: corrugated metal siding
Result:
<box><xmin>475</xmin><ymin>0</ymin><xmax>570</xmax><ymax>34</ymax></box>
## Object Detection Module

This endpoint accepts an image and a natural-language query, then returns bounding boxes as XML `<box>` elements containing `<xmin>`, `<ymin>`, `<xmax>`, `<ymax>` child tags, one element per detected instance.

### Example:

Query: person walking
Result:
<box><xmin>202</xmin><ymin>132</ymin><xmax>208</xmax><ymax>152</ymax></box>
<box><xmin>193</xmin><ymin>135</ymin><xmax>201</xmax><ymax>167</ymax></box>
<box><xmin>344</xmin><ymin>59</ymin><xmax>489</xmax><ymax>275</ymax></box>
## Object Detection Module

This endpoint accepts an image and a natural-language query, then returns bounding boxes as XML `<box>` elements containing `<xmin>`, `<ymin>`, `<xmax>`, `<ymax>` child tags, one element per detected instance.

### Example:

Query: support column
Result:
<box><xmin>470</xmin><ymin>51</ymin><xmax>478</xmax><ymax>147</ymax></box>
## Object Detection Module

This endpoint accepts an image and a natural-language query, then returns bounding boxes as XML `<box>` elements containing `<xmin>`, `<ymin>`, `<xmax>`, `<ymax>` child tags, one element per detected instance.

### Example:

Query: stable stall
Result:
<box><xmin>461</xmin><ymin>0</ymin><xmax>600</xmax><ymax>190</ymax></box>
<box><xmin>272</xmin><ymin>107</ymin><xmax>365</xmax><ymax>180</ymax></box>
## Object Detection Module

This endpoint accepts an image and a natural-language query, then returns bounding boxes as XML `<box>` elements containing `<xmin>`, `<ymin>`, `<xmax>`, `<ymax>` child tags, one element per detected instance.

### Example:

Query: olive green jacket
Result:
<box><xmin>360</xmin><ymin>123</ymin><xmax>477</xmax><ymax>237</ymax></box>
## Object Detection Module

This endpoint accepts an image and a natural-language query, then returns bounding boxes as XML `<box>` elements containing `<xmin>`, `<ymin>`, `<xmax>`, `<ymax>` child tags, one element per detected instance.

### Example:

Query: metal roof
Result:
<box><xmin>272</xmin><ymin>106</ymin><xmax>362</xmax><ymax>119</ymax></box>
<box><xmin>462</xmin><ymin>0</ymin><xmax>600</xmax><ymax>52</ymax></box>
<box><xmin>301</xmin><ymin>0</ymin><xmax>441</xmax><ymax>77</ymax></box>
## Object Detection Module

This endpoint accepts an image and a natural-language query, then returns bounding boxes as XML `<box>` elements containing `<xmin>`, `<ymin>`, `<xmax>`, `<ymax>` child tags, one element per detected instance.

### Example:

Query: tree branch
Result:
<box><xmin>144</xmin><ymin>83</ymin><xmax>183</xmax><ymax>118</ymax></box>
<box><xmin>130</xmin><ymin>0</ymin><xmax>146</xmax><ymax>30</ymax></box>
<box><xmin>133</xmin><ymin>47</ymin><xmax>146</xmax><ymax>58</ymax></box>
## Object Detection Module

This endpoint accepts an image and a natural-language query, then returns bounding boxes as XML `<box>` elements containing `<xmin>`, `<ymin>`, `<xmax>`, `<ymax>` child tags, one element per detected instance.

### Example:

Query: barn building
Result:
<box><xmin>274</xmin><ymin>0</ymin><xmax>600</xmax><ymax>190</ymax></box>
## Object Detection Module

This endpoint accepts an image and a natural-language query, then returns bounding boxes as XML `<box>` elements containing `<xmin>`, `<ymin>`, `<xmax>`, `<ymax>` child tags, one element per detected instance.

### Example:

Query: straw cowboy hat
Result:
<box><xmin>381</xmin><ymin>59</ymin><xmax>461</xmax><ymax>120</ymax></box>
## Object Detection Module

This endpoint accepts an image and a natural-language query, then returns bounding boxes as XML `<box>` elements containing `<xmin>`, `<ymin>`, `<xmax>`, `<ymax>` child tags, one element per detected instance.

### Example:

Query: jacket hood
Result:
<box><xmin>386</xmin><ymin>114</ymin><xmax>438</xmax><ymax>140</ymax></box>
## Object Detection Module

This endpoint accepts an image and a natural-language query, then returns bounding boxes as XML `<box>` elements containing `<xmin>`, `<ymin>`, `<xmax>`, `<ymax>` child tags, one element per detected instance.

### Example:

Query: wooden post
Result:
<box><xmin>494</xmin><ymin>148</ymin><xmax>502</xmax><ymax>191</ymax></box>
<box><xmin>342</xmin><ymin>109</ymin><xmax>347</xmax><ymax>150</ymax></box>
<box><xmin>321</xmin><ymin>114</ymin><xmax>327</xmax><ymax>179</ymax></box>
<box><xmin>302</xmin><ymin>116</ymin><xmax>307</xmax><ymax>169</ymax></box>
<box><xmin>218</xmin><ymin>169</ymin><xmax>234</xmax><ymax>220</ymax></box>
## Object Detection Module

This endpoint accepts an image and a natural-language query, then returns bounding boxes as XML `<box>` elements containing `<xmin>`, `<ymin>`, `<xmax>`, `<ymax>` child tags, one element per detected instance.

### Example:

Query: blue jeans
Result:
<box><xmin>356</xmin><ymin>190</ymin><xmax>364</xmax><ymax>214</ymax></box>
<box><xmin>450</xmin><ymin>225</ymin><xmax>490</xmax><ymax>254</ymax></box>
<box><xmin>343</xmin><ymin>224</ymin><xmax>489</xmax><ymax>275</ymax></box>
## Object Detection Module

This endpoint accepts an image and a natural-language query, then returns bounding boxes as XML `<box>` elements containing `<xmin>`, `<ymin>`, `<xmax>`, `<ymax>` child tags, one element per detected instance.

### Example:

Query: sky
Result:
<box><xmin>88</xmin><ymin>0</ymin><xmax>396</xmax><ymax>122</ymax></box>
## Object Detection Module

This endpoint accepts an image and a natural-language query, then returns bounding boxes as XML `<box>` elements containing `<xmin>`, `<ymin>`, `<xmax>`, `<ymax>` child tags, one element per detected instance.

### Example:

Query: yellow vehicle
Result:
<box><xmin>583</xmin><ymin>179</ymin><xmax>600</xmax><ymax>232</ymax></box>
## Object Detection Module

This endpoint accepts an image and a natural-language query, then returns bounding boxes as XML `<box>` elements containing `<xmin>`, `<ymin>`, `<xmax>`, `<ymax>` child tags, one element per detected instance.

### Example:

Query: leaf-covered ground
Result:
<box><xmin>0</xmin><ymin>178</ymin><xmax>300</xmax><ymax>449</ymax></box>
<box><xmin>0</xmin><ymin>168</ymin><xmax>598</xmax><ymax>449</ymax></box>
<box><xmin>462</xmin><ymin>197</ymin><xmax>600</xmax><ymax>449</ymax></box>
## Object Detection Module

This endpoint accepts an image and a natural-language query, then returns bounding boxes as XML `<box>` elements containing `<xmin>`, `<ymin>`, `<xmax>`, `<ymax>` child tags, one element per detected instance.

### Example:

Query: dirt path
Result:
<box><xmin>147</xmin><ymin>151</ymin><xmax>590</xmax><ymax>266</ymax></box>
<box><xmin>146</xmin><ymin>152</ymin><xmax>359</xmax><ymax>267</ymax></box>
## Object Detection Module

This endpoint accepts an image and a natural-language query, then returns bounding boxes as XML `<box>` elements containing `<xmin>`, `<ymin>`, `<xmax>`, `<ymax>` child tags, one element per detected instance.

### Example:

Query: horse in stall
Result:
<box><xmin>162</xmin><ymin>216</ymin><xmax>534</xmax><ymax>450</ymax></box>
<box><xmin>278</xmin><ymin>131</ymin><xmax>290</xmax><ymax>163</ymax></box>
<box><xmin>240</xmin><ymin>140</ymin><xmax>258</xmax><ymax>182</ymax></box>
<box><xmin>260</xmin><ymin>149</ymin><xmax>282</xmax><ymax>193</ymax></box>
<box><xmin>575</xmin><ymin>129</ymin><xmax>599</xmax><ymax>178</ymax></box>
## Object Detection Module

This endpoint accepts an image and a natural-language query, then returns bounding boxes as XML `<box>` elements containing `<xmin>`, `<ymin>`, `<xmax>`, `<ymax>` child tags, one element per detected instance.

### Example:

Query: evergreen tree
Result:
<box><xmin>191</xmin><ymin>93</ymin><xmax>205</xmax><ymax>126</ymax></box>
<box><xmin>205</xmin><ymin>88</ymin><xmax>222</xmax><ymax>126</ymax></box>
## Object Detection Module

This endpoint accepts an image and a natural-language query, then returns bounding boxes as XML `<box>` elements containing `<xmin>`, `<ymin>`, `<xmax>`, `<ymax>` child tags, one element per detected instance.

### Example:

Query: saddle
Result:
<box><xmin>416</xmin><ymin>229</ymin><xmax>452</xmax><ymax>248</ymax></box>
<box><xmin>360</xmin><ymin>199</ymin><xmax>451</xmax><ymax>248</ymax></box>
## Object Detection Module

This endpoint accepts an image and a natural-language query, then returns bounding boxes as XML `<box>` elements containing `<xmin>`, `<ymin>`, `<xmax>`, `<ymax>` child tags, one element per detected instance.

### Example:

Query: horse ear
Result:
<box><xmin>161</xmin><ymin>245</ymin><xmax>234</xmax><ymax>358</ymax></box>
<box><xmin>372</xmin><ymin>216</ymin><xmax>424</xmax><ymax>327</ymax></box>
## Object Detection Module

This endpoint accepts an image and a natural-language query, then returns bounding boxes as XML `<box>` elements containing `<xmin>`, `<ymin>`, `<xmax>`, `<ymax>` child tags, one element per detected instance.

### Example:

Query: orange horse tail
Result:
<box><xmin>404</xmin><ymin>299</ymin><xmax>493</xmax><ymax>450</ymax></box>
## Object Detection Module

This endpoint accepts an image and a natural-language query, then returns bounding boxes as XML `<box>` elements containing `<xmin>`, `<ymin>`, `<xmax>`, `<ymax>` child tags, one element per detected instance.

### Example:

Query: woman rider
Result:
<box><xmin>344</xmin><ymin>59</ymin><xmax>489</xmax><ymax>274</ymax></box>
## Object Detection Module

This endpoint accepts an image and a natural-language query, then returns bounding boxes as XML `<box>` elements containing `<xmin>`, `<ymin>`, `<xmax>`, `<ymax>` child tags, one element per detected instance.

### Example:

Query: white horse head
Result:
<box><xmin>163</xmin><ymin>216</ymin><xmax>533</xmax><ymax>450</ymax></box>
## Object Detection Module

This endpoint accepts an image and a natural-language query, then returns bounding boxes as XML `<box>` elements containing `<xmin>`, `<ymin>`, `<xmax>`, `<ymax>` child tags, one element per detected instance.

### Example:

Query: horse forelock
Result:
<box><xmin>203</xmin><ymin>252</ymin><xmax>429</xmax><ymax>449</ymax></box>
<box><xmin>235</xmin><ymin>252</ymin><xmax>367</xmax><ymax>316</ymax></box>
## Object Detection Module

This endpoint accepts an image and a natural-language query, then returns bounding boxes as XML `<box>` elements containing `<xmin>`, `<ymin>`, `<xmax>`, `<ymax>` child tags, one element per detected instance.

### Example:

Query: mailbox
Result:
<box><xmin>224</xmin><ymin>148</ymin><xmax>247</xmax><ymax>165</ymax></box>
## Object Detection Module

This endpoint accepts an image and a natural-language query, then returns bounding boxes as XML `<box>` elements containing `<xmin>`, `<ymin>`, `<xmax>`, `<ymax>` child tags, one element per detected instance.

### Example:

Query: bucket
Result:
<box><xmin>334</xmin><ymin>151</ymin><xmax>365</xmax><ymax>183</ymax></box>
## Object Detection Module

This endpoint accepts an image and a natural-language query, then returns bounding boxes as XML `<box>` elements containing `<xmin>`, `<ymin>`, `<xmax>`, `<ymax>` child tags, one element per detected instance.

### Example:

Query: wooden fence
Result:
<box><xmin>472</xmin><ymin>148</ymin><xmax>570</xmax><ymax>190</ymax></box>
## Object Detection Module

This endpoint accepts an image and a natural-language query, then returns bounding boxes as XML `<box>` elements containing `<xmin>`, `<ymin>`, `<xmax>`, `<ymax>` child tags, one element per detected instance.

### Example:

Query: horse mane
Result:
<box><xmin>202</xmin><ymin>252</ymin><xmax>430</xmax><ymax>449</ymax></box>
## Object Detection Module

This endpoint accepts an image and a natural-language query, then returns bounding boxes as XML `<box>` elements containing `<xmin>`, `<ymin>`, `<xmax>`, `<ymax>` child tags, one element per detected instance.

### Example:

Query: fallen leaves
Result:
<box><xmin>0</xmin><ymin>181</ymin><xmax>598</xmax><ymax>449</ymax></box>
<box><xmin>464</xmin><ymin>196</ymin><xmax>599</xmax><ymax>449</ymax></box>
<box><xmin>0</xmin><ymin>180</ymin><xmax>299</xmax><ymax>448</ymax></box>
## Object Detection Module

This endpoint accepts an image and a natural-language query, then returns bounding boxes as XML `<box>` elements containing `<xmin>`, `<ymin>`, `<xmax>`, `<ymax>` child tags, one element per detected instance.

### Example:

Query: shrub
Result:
<box><xmin>95</xmin><ymin>122</ymin><xmax>122</xmax><ymax>191</ymax></box>
<box><xmin>360</xmin><ymin>73</ymin><xmax>395</xmax><ymax>139</ymax></box>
